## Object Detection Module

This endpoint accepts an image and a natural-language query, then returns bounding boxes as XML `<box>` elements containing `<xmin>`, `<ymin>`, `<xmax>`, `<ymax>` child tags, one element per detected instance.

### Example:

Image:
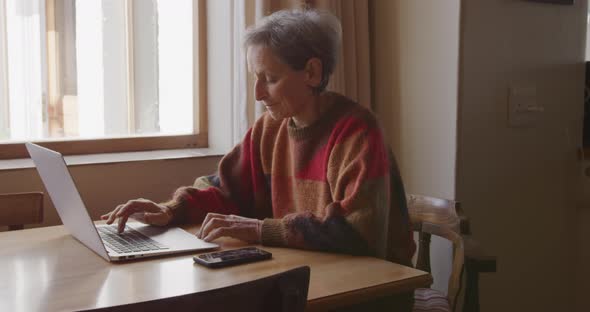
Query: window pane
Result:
<box><xmin>76</xmin><ymin>0</ymin><xmax>105</xmax><ymax>137</ymax></box>
<box><xmin>157</xmin><ymin>0</ymin><xmax>193</xmax><ymax>135</ymax></box>
<box><xmin>0</xmin><ymin>0</ymin><xmax>7</xmax><ymax>141</ymax></box>
<box><xmin>5</xmin><ymin>0</ymin><xmax>45</xmax><ymax>141</ymax></box>
<box><xmin>0</xmin><ymin>0</ymin><xmax>195</xmax><ymax>143</ymax></box>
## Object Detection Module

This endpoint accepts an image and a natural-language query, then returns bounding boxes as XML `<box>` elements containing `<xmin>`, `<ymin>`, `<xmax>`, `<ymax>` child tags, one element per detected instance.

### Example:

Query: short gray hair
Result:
<box><xmin>243</xmin><ymin>9</ymin><xmax>342</xmax><ymax>94</ymax></box>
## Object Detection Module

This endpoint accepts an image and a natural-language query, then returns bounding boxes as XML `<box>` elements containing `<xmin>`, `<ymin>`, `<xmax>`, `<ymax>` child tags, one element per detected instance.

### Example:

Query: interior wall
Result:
<box><xmin>0</xmin><ymin>156</ymin><xmax>221</xmax><ymax>230</ymax></box>
<box><xmin>370</xmin><ymin>0</ymin><xmax>459</xmax><ymax>200</ymax></box>
<box><xmin>457</xmin><ymin>1</ymin><xmax>587</xmax><ymax>311</ymax></box>
<box><xmin>370</xmin><ymin>0</ymin><xmax>460</xmax><ymax>294</ymax></box>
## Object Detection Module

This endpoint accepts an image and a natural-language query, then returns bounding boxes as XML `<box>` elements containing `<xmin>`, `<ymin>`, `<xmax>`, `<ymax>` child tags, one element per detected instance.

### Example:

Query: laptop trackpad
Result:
<box><xmin>129</xmin><ymin>222</ymin><xmax>218</xmax><ymax>250</ymax></box>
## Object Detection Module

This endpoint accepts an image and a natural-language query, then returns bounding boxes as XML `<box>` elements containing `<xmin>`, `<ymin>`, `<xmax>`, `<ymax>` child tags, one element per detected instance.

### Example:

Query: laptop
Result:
<box><xmin>26</xmin><ymin>142</ymin><xmax>218</xmax><ymax>262</ymax></box>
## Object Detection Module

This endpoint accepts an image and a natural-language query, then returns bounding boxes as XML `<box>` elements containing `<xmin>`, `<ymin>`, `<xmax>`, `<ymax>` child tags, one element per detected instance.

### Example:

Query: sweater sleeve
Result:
<box><xmin>163</xmin><ymin>128</ymin><xmax>268</xmax><ymax>224</ymax></box>
<box><xmin>260</xmin><ymin>121</ymin><xmax>415</xmax><ymax>265</ymax></box>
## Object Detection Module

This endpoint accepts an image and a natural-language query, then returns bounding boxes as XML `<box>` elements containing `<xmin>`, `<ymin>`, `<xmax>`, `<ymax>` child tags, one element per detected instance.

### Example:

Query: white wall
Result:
<box><xmin>457</xmin><ymin>1</ymin><xmax>587</xmax><ymax>311</ymax></box>
<box><xmin>371</xmin><ymin>0</ymin><xmax>459</xmax><ymax>200</ymax></box>
<box><xmin>370</xmin><ymin>0</ymin><xmax>460</xmax><ymax>295</ymax></box>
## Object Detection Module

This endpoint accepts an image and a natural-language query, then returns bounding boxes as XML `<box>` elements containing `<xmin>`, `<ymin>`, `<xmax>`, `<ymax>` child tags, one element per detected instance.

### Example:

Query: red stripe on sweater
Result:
<box><xmin>184</xmin><ymin>188</ymin><xmax>240</xmax><ymax>223</ymax></box>
<box><xmin>366</xmin><ymin>127</ymin><xmax>389</xmax><ymax>179</ymax></box>
<box><xmin>241</xmin><ymin>130</ymin><xmax>255</xmax><ymax>197</ymax></box>
<box><xmin>294</xmin><ymin>143</ymin><xmax>329</xmax><ymax>181</ymax></box>
<box><xmin>329</xmin><ymin>115</ymin><xmax>370</xmax><ymax>146</ymax></box>
<box><xmin>240</xmin><ymin>129</ymin><xmax>266</xmax><ymax>213</ymax></box>
<box><xmin>296</xmin><ymin>115</ymin><xmax>374</xmax><ymax>181</ymax></box>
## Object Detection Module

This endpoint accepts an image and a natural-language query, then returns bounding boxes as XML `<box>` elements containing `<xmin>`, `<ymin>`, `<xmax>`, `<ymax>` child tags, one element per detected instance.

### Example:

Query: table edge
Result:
<box><xmin>305</xmin><ymin>273</ymin><xmax>432</xmax><ymax>311</ymax></box>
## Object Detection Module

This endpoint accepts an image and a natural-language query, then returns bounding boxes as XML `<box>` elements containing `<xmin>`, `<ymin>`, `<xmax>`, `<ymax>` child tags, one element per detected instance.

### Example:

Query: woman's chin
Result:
<box><xmin>267</xmin><ymin>111</ymin><xmax>284</xmax><ymax>120</ymax></box>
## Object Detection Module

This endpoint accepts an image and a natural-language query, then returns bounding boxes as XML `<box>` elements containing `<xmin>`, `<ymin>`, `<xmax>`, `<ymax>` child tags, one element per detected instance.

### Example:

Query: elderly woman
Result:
<box><xmin>101</xmin><ymin>9</ymin><xmax>414</xmax><ymax>266</ymax></box>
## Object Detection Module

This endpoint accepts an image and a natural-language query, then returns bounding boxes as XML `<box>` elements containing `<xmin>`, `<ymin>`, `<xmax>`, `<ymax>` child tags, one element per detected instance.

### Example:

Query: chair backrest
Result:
<box><xmin>407</xmin><ymin>194</ymin><xmax>464</xmax><ymax>310</ymax></box>
<box><xmin>407</xmin><ymin>194</ymin><xmax>461</xmax><ymax>234</ymax></box>
<box><xmin>0</xmin><ymin>192</ymin><xmax>44</xmax><ymax>230</ymax></box>
<box><xmin>82</xmin><ymin>265</ymin><xmax>311</xmax><ymax>312</ymax></box>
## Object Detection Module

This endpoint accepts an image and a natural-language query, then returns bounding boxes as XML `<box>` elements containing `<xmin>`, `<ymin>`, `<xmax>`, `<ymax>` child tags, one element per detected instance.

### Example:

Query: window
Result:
<box><xmin>0</xmin><ymin>0</ymin><xmax>206</xmax><ymax>159</ymax></box>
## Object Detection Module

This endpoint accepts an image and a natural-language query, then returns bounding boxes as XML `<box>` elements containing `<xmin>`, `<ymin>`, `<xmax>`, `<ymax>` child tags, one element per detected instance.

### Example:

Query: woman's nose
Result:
<box><xmin>255</xmin><ymin>81</ymin><xmax>268</xmax><ymax>101</ymax></box>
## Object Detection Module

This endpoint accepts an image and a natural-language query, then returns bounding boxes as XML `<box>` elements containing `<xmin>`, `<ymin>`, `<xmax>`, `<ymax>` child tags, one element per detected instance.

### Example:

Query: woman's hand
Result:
<box><xmin>100</xmin><ymin>198</ymin><xmax>173</xmax><ymax>233</ymax></box>
<box><xmin>197</xmin><ymin>213</ymin><xmax>262</xmax><ymax>244</ymax></box>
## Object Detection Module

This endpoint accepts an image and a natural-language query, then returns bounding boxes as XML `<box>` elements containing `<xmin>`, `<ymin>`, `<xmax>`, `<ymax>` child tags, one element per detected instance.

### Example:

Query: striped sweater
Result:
<box><xmin>165</xmin><ymin>93</ymin><xmax>415</xmax><ymax>265</ymax></box>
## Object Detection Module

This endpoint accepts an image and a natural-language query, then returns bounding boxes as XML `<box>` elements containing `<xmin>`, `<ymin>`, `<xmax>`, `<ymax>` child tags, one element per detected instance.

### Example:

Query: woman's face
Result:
<box><xmin>247</xmin><ymin>45</ymin><xmax>317</xmax><ymax>126</ymax></box>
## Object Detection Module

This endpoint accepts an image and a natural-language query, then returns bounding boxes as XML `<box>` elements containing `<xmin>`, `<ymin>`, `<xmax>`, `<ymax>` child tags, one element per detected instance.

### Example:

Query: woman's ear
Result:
<box><xmin>304</xmin><ymin>58</ymin><xmax>323</xmax><ymax>88</ymax></box>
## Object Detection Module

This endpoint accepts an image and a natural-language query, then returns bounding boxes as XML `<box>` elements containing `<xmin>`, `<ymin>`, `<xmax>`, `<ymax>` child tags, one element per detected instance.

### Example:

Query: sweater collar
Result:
<box><xmin>287</xmin><ymin>92</ymin><xmax>354</xmax><ymax>140</ymax></box>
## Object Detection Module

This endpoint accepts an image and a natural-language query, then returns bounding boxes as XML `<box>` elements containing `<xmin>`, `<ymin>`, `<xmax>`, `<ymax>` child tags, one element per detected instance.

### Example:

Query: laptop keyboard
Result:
<box><xmin>98</xmin><ymin>225</ymin><xmax>169</xmax><ymax>254</ymax></box>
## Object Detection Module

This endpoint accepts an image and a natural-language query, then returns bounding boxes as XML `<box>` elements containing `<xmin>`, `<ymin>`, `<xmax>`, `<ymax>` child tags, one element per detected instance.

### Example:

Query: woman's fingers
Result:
<box><xmin>115</xmin><ymin>200</ymin><xmax>148</xmax><ymax>218</ymax></box>
<box><xmin>202</xmin><ymin>226</ymin><xmax>231</xmax><ymax>242</ymax></box>
<box><xmin>102</xmin><ymin>205</ymin><xmax>124</xmax><ymax>224</ymax></box>
<box><xmin>117</xmin><ymin>213</ymin><xmax>131</xmax><ymax>233</ymax></box>
<box><xmin>202</xmin><ymin>222</ymin><xmax>262</xmax><ymax>243</ymax></box>
<box><xmin>228</xmin><ymin>214</ymin><xmax>249</xmax><ymax>221</ymax></box>
<box><xmin>199</xmin><ymin>217</ymin><xmax>232</xmax><ymax>240</ymax></box>
<box><xmin>101</xmin><ymin>199</ymin><xmax>172</xmax><ymax>233</ymax></box>
<box><xmin>116</xmin><ymin>199</ymin><xmax>161</xmax><ymax>218</ymax></box>
<box><xmin>196</xmin><ymin>212</ymin><xmax>263</xmax><ymax>243</ymax></box>
<box><xmin>197</xmin><ymin>213</ymin><xmax>228</xmax><ymax>238</ymax></box>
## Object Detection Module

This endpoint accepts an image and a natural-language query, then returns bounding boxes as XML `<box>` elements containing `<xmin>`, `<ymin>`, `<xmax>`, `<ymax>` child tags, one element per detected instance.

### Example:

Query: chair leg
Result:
<box><xmin>462</xmin><ymin>236</ymin><xmax>496</xmax><ymax>312</ymax></box>
<box><xmin>416</xmin><ymin>232</ymin><xmax>432</xmax><ymax>273</ymax></box>
<box><xmin>463</xmin><ymin>258</ymin><xmax>480</xmax><ymax>312</ymax></box>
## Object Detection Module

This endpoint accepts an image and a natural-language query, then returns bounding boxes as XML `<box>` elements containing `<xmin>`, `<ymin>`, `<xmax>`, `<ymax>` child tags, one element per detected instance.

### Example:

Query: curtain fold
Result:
<box><xmin>309</xmin><ymin>0</ymin><xmax>372</xmax><ymax>109</ymax></box>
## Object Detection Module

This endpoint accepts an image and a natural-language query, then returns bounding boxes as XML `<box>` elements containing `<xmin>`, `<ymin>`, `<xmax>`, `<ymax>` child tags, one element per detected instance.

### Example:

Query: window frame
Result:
<box><xmin>0</xmin><ymin>0</ymin><xmax>208</xmax><ymax>160</ymax></box>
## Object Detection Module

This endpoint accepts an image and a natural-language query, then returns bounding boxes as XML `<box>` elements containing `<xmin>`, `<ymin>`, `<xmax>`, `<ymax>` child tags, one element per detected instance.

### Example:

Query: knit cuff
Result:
<box><xmin>261</xmin><ymin>218</ymin><xmax>288</xmax><ymax>247</ymax></box>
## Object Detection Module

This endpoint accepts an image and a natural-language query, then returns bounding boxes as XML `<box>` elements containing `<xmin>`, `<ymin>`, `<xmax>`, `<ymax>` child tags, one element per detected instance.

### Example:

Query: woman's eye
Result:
<box><xmin>266</xmin><ymin>76</ymin><xmax>277</xmax><ymax>83</ymax></box>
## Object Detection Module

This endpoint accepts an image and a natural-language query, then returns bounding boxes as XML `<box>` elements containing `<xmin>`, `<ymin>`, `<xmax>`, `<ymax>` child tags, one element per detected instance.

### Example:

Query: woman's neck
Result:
<box><xmin>291</xmin><ymin>92</ymin><xmax>333</xmax><ymax>128</ymax></box>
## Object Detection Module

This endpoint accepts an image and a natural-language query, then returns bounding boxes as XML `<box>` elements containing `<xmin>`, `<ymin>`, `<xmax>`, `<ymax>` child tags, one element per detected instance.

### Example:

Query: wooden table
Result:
<box><xmin>0</xmin><ymin>224</ymin><xmax>431</xmax><ymax>311</ymax></box>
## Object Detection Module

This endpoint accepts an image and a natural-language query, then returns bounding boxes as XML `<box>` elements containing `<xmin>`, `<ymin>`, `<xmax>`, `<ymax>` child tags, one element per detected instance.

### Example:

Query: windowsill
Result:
<box><xmin>0</xmin><ymin>148</ymin><xmax>226</xmax><ymax>171</ymax></box>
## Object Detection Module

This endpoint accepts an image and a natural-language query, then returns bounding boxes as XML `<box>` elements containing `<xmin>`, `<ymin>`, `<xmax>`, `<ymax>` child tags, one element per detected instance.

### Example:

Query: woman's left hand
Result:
<box><xmin>197</xmin><ymin>213</ymin><xmax>263</xmax><ymax>244</ymax></box>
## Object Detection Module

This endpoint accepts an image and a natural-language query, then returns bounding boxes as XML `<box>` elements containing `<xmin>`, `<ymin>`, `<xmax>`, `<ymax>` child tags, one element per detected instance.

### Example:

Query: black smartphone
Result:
<box><xmin>193</xmin><ymin>247</ymin><xmax>272</xmax><ymax>268</ymax></box>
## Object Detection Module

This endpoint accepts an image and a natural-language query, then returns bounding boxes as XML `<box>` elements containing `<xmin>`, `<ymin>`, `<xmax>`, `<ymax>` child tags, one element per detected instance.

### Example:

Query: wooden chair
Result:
<box><xmin>407</xmin><ymin>194</ymin><xmax>496</xmax><ymax>312</ymax></box>
<box><xmin>0</xmin><ymin>192</ymin><xmax>44</xmax><ymax>230</ymax></box>
<box><xmin>81</xmin><ymin>265</ymin><xmax>311</xmax><ymax>312</ymax></box>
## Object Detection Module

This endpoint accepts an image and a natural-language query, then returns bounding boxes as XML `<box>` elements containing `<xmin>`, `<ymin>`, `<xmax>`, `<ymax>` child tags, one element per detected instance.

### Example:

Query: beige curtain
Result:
<box><xmin>238</xmin><ymin>0</ymin><xmax>372</xmax><ymax>129</ymax></box>
<box><xmin>306</xmin><ymin>0</ymin><xmax>372</xmax><ymax>109</ymax></box>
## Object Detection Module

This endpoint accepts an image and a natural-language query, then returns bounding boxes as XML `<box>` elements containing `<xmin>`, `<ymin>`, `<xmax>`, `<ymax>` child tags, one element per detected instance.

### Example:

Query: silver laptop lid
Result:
<box><xmin>26</xmin><ymin>143</ymin><xmax>110</xmax><ymax>261</ymax></box>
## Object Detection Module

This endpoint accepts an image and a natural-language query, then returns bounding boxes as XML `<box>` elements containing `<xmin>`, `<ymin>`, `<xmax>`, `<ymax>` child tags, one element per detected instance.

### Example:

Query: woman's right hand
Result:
<box><xmin>100</xmin><ymin>198</ymin><xmax>173</xmax><ymax>233</ymax></box>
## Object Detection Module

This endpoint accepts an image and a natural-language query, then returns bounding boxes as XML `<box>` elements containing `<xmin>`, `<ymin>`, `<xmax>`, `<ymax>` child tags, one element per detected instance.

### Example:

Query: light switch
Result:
<box><xmin>508</xmin><ymin>84</ymin><xmax>544</xmax><ymax>127</ymax></box>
